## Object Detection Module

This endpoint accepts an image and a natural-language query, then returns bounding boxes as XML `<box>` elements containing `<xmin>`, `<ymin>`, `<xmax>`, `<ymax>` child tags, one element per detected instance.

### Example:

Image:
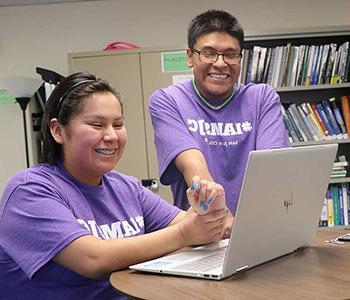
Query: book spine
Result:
<box><xmin>338</xmin><ymin>185</ymin><xmax>345</xmax><ymax>226</ymax></box>
<box><xmin>325</xmin><ymin>43</ymin><xmax>337</xmax><ymax>84</ymax></box>
<box><xmin>331</xmin><ymin>45</ymin><xmax>341</xmax><ymax>84</ymax></box>
<box><xmin>297</xmin><ymin>105</ymin><xmax>318</xmax><ymax>141</ymax></box>
<box><xmin>281</xmin><ymin>106</ymin><xmax>299</xmax><ymax>142</ymax></box>
<box><xmin>311</xmin><ymin>45</ymin><xmax>323</xmax><ymax>85</ymax></box>
<box><xmin>310</xmin><ymin>103</ymin><xmax>330</xmax><ymax>138</ymax></box>
<box><xmin>321</xmin><ymin>99</ymin><xmax>343</xmax><ymax>138</ymax></box>
<box><xmin>285</xmin><ymin>109</ymin><xmax>303</xmax><ymax>141</ymax></box>
<box><xmin>342</xmin><ymin>183</ymin><xmax>349</xmax><ymax>226</ymax></box>
<box><xmin>320</xmin><ymin>197</ymin><xmax>328</xmax><ymax>227</ymax></box>
<box><xmin>339</xmin><ymin>41</ymin><xmax>349</xmax><ymax>83</ymax></box>
<box><xmin>318</xmin><ymin>44</ymin><xmax>330</xmax><ymax>84</ymax></box>
<box><xmin>315</xmin><ymin>102</ymin><xmax>336</xmax><ymax>138</ymax></box>
<box><xmin>305</xmin><ymin>45</ymin><xmax>315</xmax><ymax>86</ymax></box>
<box><xmin>326</xmin><ymin>188</ymin><xmax>335</xmax><ymax>227</ymax></box>
<box><xmin>332</xmin><ymin>185</ymin><xmax>340</xmax><ymax>226</ymax></box>
<box><xmin>305</xmin><ymin>103</ymin><xmax>326</xmax><ymax>140</ymax></box>
<box><xmin>288</xmin><ymin>104</ymin><xmax>310</xmax><ymax>141</ymax></box>
<box><xmin>341</xmin><ymin>95</ymin><xmax>350</xmax><ymax>136</ymax></box>
<box><xmin>330</xmin><ymin>98</ymin><xmax>349</xmax><ymax>138</ymax></box>
<box><xmin>250</xmin><ymin>46</ymin><xmax>261</xmax><ymax>83</ymax></box>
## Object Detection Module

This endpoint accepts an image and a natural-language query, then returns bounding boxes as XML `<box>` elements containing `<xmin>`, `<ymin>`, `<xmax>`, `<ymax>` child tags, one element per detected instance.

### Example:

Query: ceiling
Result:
<box><xmin>0</xmin><ymin>0</ymin><xmax>101</xmax><ymax>7</ymax></box>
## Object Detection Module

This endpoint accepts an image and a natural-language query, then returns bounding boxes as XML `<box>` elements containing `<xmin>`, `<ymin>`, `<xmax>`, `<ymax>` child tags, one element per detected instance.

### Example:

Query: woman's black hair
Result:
<box><xmin>40</xmin><ymin>71</ymin><xmax>122</xmax><ymax>165</ymax></box>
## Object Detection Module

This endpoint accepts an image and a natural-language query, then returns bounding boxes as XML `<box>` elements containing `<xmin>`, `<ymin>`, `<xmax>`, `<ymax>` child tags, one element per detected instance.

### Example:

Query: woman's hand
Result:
<box><xmin>177</xmin><ymin>208</ymin><xmax>227</xmax><ymax>246</ymax></box>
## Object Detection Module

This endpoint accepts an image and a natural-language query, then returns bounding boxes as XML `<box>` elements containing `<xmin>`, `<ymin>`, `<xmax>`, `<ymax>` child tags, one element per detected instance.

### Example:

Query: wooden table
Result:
<box><xmin>110</xmin><ymin>229</ymin><xmax>350</xmax><ymax>300</ymax></box>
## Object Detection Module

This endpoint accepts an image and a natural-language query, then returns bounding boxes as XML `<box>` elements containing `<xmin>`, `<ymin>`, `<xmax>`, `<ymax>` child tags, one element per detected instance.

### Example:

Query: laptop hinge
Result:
<box><xmin>236</xmin><ymin>265</ymin><xmax>249</xmax><ymax>272</ymax></box>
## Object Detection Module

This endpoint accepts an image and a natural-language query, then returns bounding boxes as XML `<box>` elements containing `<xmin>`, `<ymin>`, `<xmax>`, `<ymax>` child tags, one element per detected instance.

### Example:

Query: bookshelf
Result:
<box><xmin>241</xmin><ymin>27</ymin><xmax>350</xmax><ymax>228</ymax></box>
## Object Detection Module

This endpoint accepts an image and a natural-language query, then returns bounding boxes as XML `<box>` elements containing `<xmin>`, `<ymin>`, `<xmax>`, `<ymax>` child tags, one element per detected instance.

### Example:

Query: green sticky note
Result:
<box><xmin>161</xmin><ymin>51</ymin><xmax>191</xmax><ymax>72</ymax></box>
<box><xmin>0</xmin><ymin>90</ymin><xmax>16</xmax><ymax>104</ymax></box>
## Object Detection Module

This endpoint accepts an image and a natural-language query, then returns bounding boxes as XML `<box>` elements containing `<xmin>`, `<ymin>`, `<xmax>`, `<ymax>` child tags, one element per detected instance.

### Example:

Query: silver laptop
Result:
<box><xmin>130</xmin><ymin>144</ymin><xmax>338</xmax><ymax>280</ymax></box>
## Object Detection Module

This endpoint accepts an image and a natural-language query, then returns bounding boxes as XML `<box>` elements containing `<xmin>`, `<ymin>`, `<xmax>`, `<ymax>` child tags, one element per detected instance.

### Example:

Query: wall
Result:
<box><xmin>0</xmin><ymin>0</ymin><xmax>349</xmax><ymax>78</ymax></box>
<box><xmin>0</xmin><ymin>0</ymin><xmax>349</xmax><ymax>194</ymax></box>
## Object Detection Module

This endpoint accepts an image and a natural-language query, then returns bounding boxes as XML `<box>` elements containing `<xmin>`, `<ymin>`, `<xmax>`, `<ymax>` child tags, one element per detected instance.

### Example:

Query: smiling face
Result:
<box><xmin>50</xmin><ymin>92</ymin><xmax>126</xmax><ymax>185</ymax></box>
<box><xmin>187</xmin><ymin>31</ymin><xmax>241</xmax><ymax>100</ymax></box>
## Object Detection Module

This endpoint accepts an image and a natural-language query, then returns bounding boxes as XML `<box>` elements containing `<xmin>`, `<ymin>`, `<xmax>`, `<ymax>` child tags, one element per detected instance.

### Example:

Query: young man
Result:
<box><xmin>149</xmin><ymin>10</ymin><xmax>290</xmax><ymax>217</ymax></box>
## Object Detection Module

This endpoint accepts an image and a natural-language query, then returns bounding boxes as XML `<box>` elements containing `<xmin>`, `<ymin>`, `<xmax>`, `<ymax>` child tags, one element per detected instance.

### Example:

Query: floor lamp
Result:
<box><xmin>0</xmin><ymin>77</ymin><xmax>43</xmax><ymax>168</ymax></box>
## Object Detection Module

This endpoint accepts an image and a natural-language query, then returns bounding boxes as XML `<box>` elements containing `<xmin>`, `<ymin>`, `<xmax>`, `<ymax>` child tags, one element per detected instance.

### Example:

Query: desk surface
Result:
<box><xmin>110</xmin><ymin>229</ymin><xmax>350</xmax><ymax>300</ymax></box>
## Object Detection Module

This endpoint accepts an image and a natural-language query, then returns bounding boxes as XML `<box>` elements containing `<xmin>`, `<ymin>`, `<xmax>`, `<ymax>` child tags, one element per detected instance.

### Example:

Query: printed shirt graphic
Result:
<box><xmin>150</xmin><ymin>80</ymin><xmax>290</xmax><ymax>214</ymax></box>
<box><xmin>0</xmin><ymin>162</ymin><xmax>179</xmax><ymax>300</ymax></box>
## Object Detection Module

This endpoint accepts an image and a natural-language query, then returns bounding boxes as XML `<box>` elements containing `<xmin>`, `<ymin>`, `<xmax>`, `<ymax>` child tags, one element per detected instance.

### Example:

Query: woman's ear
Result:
<box><xmin>186</xmin><ymin>48</ymin><xmax>193</xmax><ymax>68</ymax></box>
<box><xmin>50</xmin><ymin>118</ymin><xmax>64</xmax><ymax>144</ymax></box>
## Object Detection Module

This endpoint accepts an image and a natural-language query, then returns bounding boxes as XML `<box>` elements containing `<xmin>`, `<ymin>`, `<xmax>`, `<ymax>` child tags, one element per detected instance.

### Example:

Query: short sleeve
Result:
<box><xmin>149</xmin><ymin>88</ymin><xmax>200</xmax><ymax>185</ymax></box>
<box><xmin>0</xmin><ymin>180</ymin><xmax>90</xmax><ymax>278</ymax></box>
<box><xmin>135</xmin><ymin>180</ymin><xmax>181</xmax><ymax>232</ymax></box>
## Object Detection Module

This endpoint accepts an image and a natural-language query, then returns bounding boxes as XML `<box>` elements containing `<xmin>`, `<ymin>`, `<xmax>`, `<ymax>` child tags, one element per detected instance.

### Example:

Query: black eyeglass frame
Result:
<box><xmin>191</xmin><ymin>48</ymin><xmax>242</xmax><ymax>65</ymax></box>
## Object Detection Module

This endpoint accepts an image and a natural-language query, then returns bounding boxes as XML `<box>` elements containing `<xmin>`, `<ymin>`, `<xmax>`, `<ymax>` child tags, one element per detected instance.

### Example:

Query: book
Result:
<box><xmin>281</xmin><ymin>106</ymin><xmax>299</xmax><ymax>142</ymax></box>
<box><xmin>338</xmin><ymin>185</ymin><xmax>345</xmax><ymax>226</ymax></box>
<box><xmin>240</xmin><ymin>49</ymin><xmax>250</xmax><ymax>84</ymax></box>
<box><xmin>310</xmin><ymin>103</ymin><xmax>331</xmax><ymax>139</ymax></box>
<box><xmin>329</xmin><ymin>97</ymin><xmax>349</xmax><ymax>138</ymax></box>
<box><xmin>281</xmin><ymin>43</ymin><xmax>293</xmax><ymax>86</ymax></box>
<box><xmin>339</xmin><ymin>41</ymin><xmax>349</xmax><ymax>83</ymax></box>
<box><xmin>256</xmin><ymin>47</ymin><xmax>267</xmax><ymax>83</ymax></box>
<box><xmin>331</xmin><ymin>185</ymin><xmax>340</xmax><ymax>226</ymax></box>
<box><xmin>288</xmin><ymin>104</ymin><xmax>311</xmax><ymax>141</ymax></box>
<box><xmin>301</xmin><ymin>103</ymin><xmax>324</xmax><ymax>140</ymax></box>
<box><xmin>325</xmin><ymin>43</ymin><xmax>337</xmax><ymax>84</ymax></box>
<box><xmin>262</xmin><ymin>48</ymin><xmax>272</xmax><ymax>83</ymax></box>
<box><xmin>341</xmin><ymin>95</ymin><xmax>350</xmax><ymax>136</ymax></box>
<box><xmin>321</xmin><ymin>99</ymin><xmax>343</xmax><ymax>139</ymax></box>
<box><xmin>305</xmin><ymin>45</ymin><xmax>316</xmax><ymax>86</ymax></box>
<box><xmin>245</xmin><ymin>49</ymin><xmax>254</xmax><ymax>83</ymax></box>
<box><xmin>318</xmin><ymin>44</ymin><xmax>330</xmax><ymax>84</ymax></box>
<box><xmin>315</xmin><ymin>102</ymin><xmax>337</xmax><ymax>139</ymax></box>
<box><xmin>271</xmin><ymin>46</ymin><xmax>284</xmax><ymax>88</ymax></box>
<box><xmin>288</xmin><ymin>46</ymin><xmax>299</xmax><ymax>87</ymax></box>
<box><xmin>311</xmin><ymin>45</ymin><xmax>323</xmax><ymax>85</ymax></box>
<box><xmin>298</xmin><ymin>104</ymin><xmax>319</xmax><ymax>141</ymax></box>
<box><xmin>341</xmin><ymin>183</ymin><xmax>349</xmax><ymax>226</ymax></box>
<box><xmin>266</xmin><ymin>48</ymin><xmax>276</xmax><ymax>85</ymax></box>
<box><xmin>319</xmin><ymin>197</ymin><xmax>328</xmax><ymax>227</ymax></box>
<box><xmin>326</xmin><ymin>188</ymin><xmax>334</xmax><ymax>227</ymax></box>
<box><xmin>333</xmin><ymin>161</ymin><xmax>349</xmax><ymax>168</ymax></box>
<box><xmin>305</xmin><ymin>103</ymin><xmax>326</xmax><ymax>140</ymax></box>
<box><xmin>285</xmin><ymin>108</ymin><xmax>303</xmax><ymax>141</ymax></box>
<box><xmin>296</xmin><ymin>45</ymin><xmax>307</xmax><ymax>86</ymax></box>
<box><xmin>299</xmin><ymin>45</ymin><xmax>310</xmax><ymax>85</ymax></box>
<box><xmin>331</xmin><ymin>45</ymin><xmax>341</xmax><ymax>84</ymax></box>
<box><xmin>250</xmin><ymin>46</ymin><xmax>261</xmax><ymax>83</ymax></box>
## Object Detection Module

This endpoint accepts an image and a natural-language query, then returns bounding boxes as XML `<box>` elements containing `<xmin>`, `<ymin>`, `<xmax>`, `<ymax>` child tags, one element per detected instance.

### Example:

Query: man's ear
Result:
<box><xmin>50</xmin><ymin>118</ymin><xmax>64</xmax><ymax>144</ymax></box>
<box><xmin>186</xmin><ymin>48</ymin><xmax>193</xmax><ymax>68</ymax></box>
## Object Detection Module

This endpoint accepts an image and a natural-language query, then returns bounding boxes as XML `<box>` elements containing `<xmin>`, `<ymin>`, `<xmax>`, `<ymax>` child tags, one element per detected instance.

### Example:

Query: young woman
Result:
<box><xmin>0</xmin><ymin>72</ymin><xmax>228</xmax><ymax>299</ymax></box>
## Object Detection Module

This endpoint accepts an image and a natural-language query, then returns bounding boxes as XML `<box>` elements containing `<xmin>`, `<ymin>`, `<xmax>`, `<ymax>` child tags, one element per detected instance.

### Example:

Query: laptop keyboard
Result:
<box><xmin>173</xmin><ymin>249</ymin><xmax>225</xmax><ymax>272</ymax></box>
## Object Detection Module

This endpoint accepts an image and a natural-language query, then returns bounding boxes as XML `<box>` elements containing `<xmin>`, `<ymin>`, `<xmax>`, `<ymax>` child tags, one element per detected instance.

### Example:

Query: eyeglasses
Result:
<box><xmin>192</xmin><ymin>48</ymin><xmax>242</xmax><ymax>65</ymax></box>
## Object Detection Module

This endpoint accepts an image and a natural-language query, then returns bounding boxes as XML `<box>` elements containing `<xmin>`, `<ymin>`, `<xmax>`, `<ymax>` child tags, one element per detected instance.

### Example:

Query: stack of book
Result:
<box><xmin>320</xmin><ymin>183</ymin><xmax>350</xmax><ymax>227</ymax></box>
<box><xmin>331</xmin><ymin>160</ymin><xmax>348</xmax><ymax>179</ymax></box>
<box><xmin>239</xmin><ymin>41</ymin><xmax>350</xmax><ymax>87</ymax></box>
<box><xmin>281</xmin><ymin>96</ymin><xmax>350</xmax><ymax>143</ymax></box>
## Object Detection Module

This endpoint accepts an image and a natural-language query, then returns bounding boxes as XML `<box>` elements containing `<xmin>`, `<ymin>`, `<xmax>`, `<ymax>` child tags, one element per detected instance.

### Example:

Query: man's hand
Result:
<box><xmin>186</xmin><ymin>175</ymin><xmax>226</xmax><ymax>215</ymax></box>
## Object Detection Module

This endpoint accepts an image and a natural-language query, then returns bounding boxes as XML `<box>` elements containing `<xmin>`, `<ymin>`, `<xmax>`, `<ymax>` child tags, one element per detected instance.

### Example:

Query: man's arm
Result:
<box><xmin>174</xmin><ymin>148</ymin><xmax>214</xmax><ymax>186</ymax></box>
<box><xmin>175</xmin><ymin>149</ymin><xmax>234</xmax><ymax>237</ymax></box>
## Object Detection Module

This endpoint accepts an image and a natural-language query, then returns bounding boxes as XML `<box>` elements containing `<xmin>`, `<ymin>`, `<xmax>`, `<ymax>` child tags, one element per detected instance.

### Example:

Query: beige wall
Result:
<box><xmin>0</xmin><ymin>0</ymin><xmax>349</xmax><ymax>78</ymax></box>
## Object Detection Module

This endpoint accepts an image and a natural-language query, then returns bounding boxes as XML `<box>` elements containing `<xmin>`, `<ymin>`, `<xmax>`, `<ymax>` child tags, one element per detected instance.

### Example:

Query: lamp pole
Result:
<box><xmin>16</xmin><ymin>97</ymin><xmax>31</xmax><ymax>168</ymax></box>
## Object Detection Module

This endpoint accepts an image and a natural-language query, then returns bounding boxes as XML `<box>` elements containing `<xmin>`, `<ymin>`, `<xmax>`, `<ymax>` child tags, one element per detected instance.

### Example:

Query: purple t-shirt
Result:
<box><xmin>0</xmin><ymin>162</ymin><xmax>180</xmax><ymax>300</ymax></box>
<box><xmin>150</xmin><ymin>80</ymin><xmax>290</xmax><ymax>214</ymax></box>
